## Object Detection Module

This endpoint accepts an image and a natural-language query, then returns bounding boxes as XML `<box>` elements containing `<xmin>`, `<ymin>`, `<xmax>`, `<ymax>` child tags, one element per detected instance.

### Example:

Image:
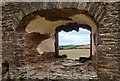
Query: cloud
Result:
<box><xmin>58</xmin><ymin>28</ymin><xmax>91</xmax><ymax>45</ymax></box>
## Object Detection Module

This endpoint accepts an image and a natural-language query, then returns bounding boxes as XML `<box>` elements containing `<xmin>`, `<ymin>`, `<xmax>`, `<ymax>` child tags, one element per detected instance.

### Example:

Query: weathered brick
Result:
<box><xmin>2</xmin><ymin>2</ymin><xmax>120</xmax><ymax>80</ymax></box>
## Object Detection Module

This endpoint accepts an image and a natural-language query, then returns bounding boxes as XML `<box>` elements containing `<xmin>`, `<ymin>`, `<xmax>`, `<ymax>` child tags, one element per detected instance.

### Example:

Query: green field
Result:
<box><xmin>59</xmin><ymin>45</ymin><xmax>78</xmax><ymax>50</ymax></box>
<box><xmin>59</xmin><ymin>45</ymin><xmax>90</xmax><ymax>50</ymax></box>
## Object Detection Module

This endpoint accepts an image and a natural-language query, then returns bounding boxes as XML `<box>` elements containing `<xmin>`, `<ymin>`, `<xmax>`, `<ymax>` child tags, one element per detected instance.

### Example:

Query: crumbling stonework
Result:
<box><xmin>2</xmin><ymin>2</ymin><xmax>120</xmax><ymax>80</ymax></box>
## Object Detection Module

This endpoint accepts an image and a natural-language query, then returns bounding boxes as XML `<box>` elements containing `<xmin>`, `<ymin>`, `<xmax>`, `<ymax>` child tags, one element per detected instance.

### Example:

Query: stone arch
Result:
<box><xmin>2</xmin><ymin>2</ymin><xmax>120</xmax><ymax>79</ymax></box>
<box><xmin>12</xmin><ymin>3</ymin><xmax>99</xmax><ymax>60</ymax></box>
<box><xmin>11</xmin><ymin>2</ymin><xmax>103</xmax><ymax>30</ymax></box>
<box><xmin>14</xmin><ymin>8</ymin><xmax>98</xmax><ymax>59</ymax></box>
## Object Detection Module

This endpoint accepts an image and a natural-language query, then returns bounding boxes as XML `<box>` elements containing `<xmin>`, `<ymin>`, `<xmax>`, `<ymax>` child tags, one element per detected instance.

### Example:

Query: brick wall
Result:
<box><xmin>2</xmin><ymin>2</ymin><xmax>120</xmax><ymax>79</ymax></box>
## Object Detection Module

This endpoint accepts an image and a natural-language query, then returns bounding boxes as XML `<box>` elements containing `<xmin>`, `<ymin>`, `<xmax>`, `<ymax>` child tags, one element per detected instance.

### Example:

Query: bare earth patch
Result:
<box><xmin>59</xmin><ymin>49</ymin><xmax>90</xmax><ymax>59</ymax></box>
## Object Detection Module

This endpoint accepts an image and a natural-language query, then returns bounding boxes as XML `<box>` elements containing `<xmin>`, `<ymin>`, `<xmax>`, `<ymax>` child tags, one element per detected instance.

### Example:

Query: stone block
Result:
<box><xmin>60</xmin><ymin>2</ymin><xmax>72</xmax><ymax>8</ymax></box>
<box><xmin>5</xmin><ymin>27</ymin><xmax>14</xmax><ymax>31</ymax></box>
<box><xmin>12</xmin><ymin>17</ymin><xmax>19</xmax><ymax>27</ymax></box>
<box><xmin>97</xmin><ymin>72</ymin><xmax>111</xmax><ymax>79</ymax></box>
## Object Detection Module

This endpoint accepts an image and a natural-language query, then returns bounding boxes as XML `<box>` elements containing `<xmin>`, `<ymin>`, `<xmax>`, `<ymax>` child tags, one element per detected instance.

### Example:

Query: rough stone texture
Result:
<box><xmin>2</xmin><ymin>2</ymin><xmax>120</xmax><ymax>80</ymax></box>
<box><xmin>14</xmin><ymin>59</ymin><xmax>97</xmax><ymax>80</ymax></box>
<box><xmin>15</xmin><ymin>31</ymin><xmax>52</xmax><ymax>65</ymax></box>
<box><xmin>23</xmin><ymin>8</ymin><xmax>97</xmax><ymax>58</ymax></box>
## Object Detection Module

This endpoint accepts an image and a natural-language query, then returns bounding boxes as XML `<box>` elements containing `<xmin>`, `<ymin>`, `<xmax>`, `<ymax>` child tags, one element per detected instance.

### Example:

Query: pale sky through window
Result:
<box><xmin>58</xmin><ymin>28</ymin><xmax>91</xmax><ymax>46</ymax></box>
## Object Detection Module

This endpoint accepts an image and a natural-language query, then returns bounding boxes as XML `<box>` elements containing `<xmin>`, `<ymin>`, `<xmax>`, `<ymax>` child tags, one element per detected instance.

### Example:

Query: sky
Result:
<box><xmin>58</xmin><ymin>28</ymin><xmax>91</xmax><ymax>46</ymax></box>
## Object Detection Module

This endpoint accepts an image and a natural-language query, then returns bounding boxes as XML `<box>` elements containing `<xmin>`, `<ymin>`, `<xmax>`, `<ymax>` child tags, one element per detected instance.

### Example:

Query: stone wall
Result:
<box><xmin>2</xmin><ymin>2</ymin><xmax>120</xmax><ymax>79</ymax></box>
<box><xmin>96</xmin><ymin>3</ymin><xmax>120</xmax><ymax>79</ymax></box>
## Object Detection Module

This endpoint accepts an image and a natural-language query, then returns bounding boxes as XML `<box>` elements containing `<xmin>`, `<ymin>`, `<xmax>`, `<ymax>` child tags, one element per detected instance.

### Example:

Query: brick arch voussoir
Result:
<box><xmin>86</xmin><ymin>3</ymin><xmax>107</xmax><ymax>30</ymax></box>
<box><xmin>11</xmin><ymin>2</ymin><xmax>104</xmax><ymax>32</ymax></box>
<box><xmin>11</xmin><ymin>2</ymin><xmax>82</xmax><ymax>31</ymax></box>
<box><xmin>11</xmin><ymin>3</ymin><xmax>42</xmax><ymax>30</ymax></box>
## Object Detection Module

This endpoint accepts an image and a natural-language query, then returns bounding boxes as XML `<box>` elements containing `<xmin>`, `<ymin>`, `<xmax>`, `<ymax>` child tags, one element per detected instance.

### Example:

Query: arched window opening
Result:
<box><xmin>55</xmin><ymin>23</ymin><xmax>92</xmax><ymax>61</ymax></box>
<box><xmin>59</xmin><ymin>28</ymin><xmax>91</xmax><ymax>60</ymax></box>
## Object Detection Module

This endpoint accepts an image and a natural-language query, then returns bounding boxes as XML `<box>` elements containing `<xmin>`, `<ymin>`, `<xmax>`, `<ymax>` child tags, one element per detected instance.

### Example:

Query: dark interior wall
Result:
<box><xmin>2</xmin><ymin>2</ymin><xmax>120</xmax><ymax>79</ymax></box>
<box><xmin>15</xmin><ymin>31</ymin><xmax>51</xmax><ymax>65</ymax></box>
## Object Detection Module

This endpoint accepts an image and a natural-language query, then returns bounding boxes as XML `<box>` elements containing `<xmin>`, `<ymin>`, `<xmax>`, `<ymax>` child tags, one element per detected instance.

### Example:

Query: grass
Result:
<box><xmin>59</xmin><ymin>45</ymin><xmax>89</xmax><ymax>50</ymax></box>
<box><xmin>59</xmin><ymin>45</ymin><xmax>78</xmax><ymax>49</ymax></box>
